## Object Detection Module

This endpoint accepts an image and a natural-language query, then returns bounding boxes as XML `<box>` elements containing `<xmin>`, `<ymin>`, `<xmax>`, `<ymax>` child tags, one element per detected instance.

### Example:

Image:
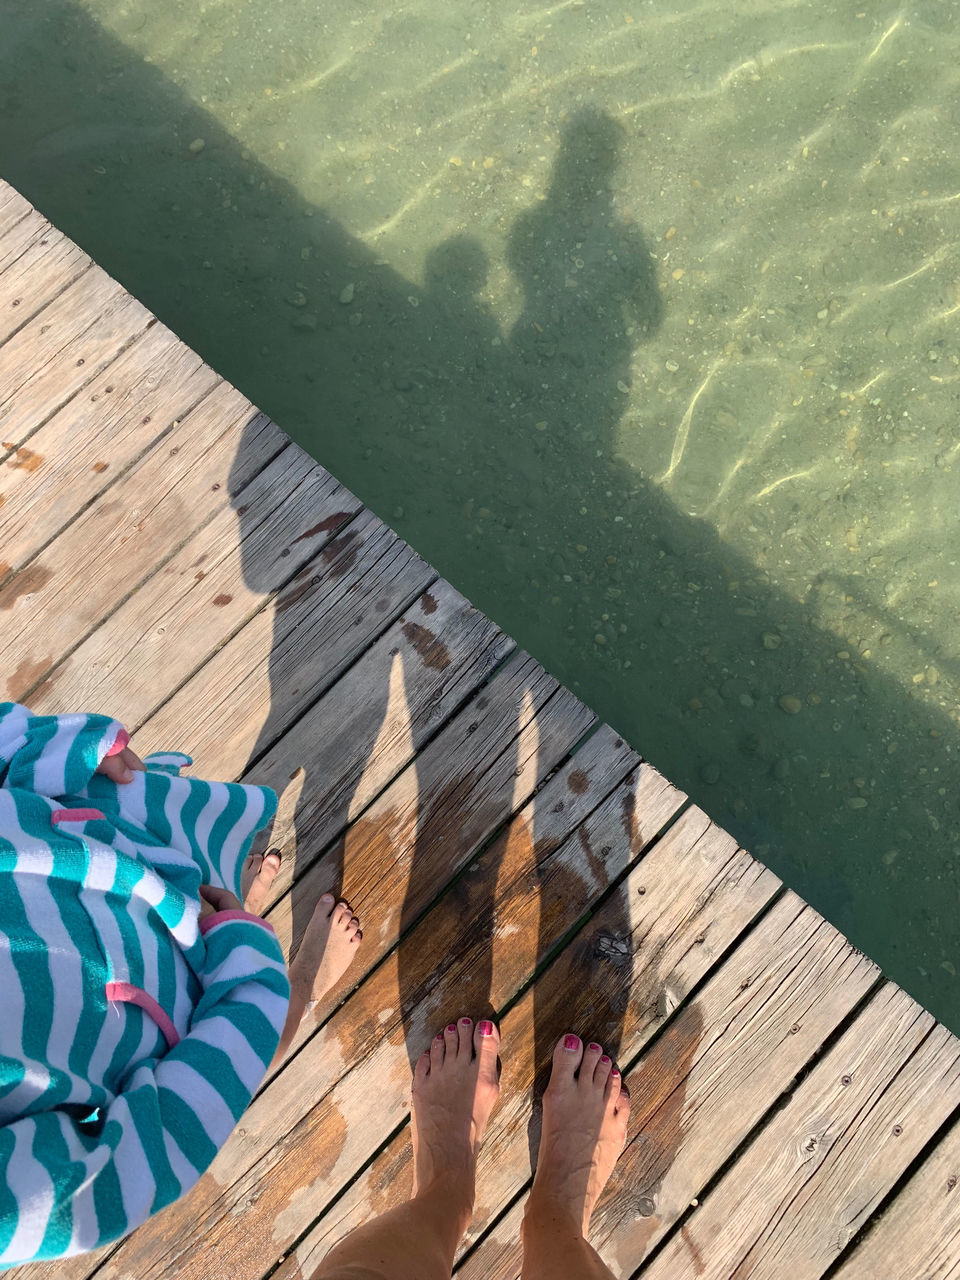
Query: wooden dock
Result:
<box><xmin>2</xmin><ymin>174</ymin><xmax>959</xmax><ymax>1280</ymax></box>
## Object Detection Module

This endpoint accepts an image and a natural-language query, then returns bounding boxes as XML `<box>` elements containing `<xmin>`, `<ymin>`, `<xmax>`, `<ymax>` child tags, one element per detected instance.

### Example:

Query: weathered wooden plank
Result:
<box><xmin>0</xmin><ymin>1250</ymin><xmax>116</xmax><ymax>1280</ymax></box>
<box><xmin>0</xmin><ymin>323</ymin><xmax>219</xmax><ymax>573</ymax></box>
<box><xmin>586</xmin><ymin>902</ymin><xmax>882</xmax><ymax>1276</ymax></box>
<box><xmin>0</xmin><ymin>389</ymin><xmax>283</xmax><ymax>699</ymax></box>
<box><xmin>0</xmin><ymin>209</ymin><xmax>63</xmax><ymax>276</ymax></box>
<box><xmin>0</xmin><ymin>184</ymin><xmax>32</xmax><ymax>238</ymax></box>
<box><xmin>0</xmin><ymin>267</ymin><xmax>152</xmax><ymax>440</ymax></box>
<box><xmin>237</xmin><ymin>581</ymin><xmax>514</xmax><ymax>912</ymax></box>
<box><xmin>27</xmin><ymin>445</ymin><xmax>359</xmax><ymax>726</ymax></box>
<box><xmin>832</xmin><ymin>1117</ymin><xmax>960</xmax><ymax>1280</ymax></box>
<box><xmin>283</xmin><ymin>804</ymin><xmax>780</xmax><ymax>1280</ymax></box>
<box><xmin>644</xmin><ymin>986</ymin><xmax>960</xmax><ymax>1280</ymax></box>
<box><xmin>456</xmin><ymin>891</ymin><xmax>880</xmax><ymax>1280</ymax></box>
<box><xmin>138</xmin><ymin>509</ymin><xmax>435</xmax><ymax>778</ymax></box>
<box><xmin>0</xmin><ymin>211</ymin><xmax>90</xmax><ymax>342</ymax></box>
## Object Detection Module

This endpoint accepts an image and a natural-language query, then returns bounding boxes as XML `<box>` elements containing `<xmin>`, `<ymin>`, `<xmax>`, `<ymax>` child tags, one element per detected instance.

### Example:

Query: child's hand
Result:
<box><xmin>96</xmin><ymin>746</ymin><xmax>145</xmax><ymax>785</ymax></box>
<box><xmin>198</xmin><ymin>883</ymin><xmax>245</xmax><ymax>921</ymax></box>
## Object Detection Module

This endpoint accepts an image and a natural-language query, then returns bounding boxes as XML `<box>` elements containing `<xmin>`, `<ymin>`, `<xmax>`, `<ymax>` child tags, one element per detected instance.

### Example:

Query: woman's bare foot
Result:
<box><xmin>289</xmin><ymin>893</ymin><xmax>363</xmax><ymax>1003</ymax></box>
<box><xmin>410</xmin><ymin>1018</ymin><xmax>501</xmax><ymax>1222</ymax></box>
<box><xmin>529</xmin><ymin>1035</ymin><xmax>631</xmax><ymax>1236</ymax></box>
<box><xmin>241</xmin><ymin>849</ymin><xmax>282</xmax><ymax>915</ymax></box>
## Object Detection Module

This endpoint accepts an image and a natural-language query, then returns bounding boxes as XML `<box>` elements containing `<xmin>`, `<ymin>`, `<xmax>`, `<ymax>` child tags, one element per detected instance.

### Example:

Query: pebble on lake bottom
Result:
<box><xmin>778</xmin><ymin>695</ymin><xmax>803</xmax><ymax>714</ymax></box>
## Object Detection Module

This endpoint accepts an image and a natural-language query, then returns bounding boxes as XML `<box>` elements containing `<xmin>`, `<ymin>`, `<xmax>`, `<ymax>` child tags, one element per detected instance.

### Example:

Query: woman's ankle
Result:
<box><xmin>412</xmin><ymin>1175</ymin><xmax>475</xmax><ymax>1236</ymax></box>
<box><xmin>523</xmin><ymin>1187</ymin><xmax>588</xmax><ymax>1241</ymax></box>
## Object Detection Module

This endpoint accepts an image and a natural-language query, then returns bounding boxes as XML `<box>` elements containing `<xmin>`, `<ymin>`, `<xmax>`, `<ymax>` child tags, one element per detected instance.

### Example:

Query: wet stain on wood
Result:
<box><xmin>275</xmin><ymin>566</ymin><xmax>321</xmax><ymax>616</ymax></box>
<box><xmin>680</xmin><ymin>1222</ymin><xmax>706</xmax><ymax>1276</ymax></box>
<box><xmin>92</xmin><ymin>461</ymin><xmax>109</xmax><ymax>473</ymax></box>
<box><xmin>568</xmin><ymin>769</ymin><xmax>589</xmax><ymax>794</ymax></box>
<box><xmin>7</xmin><ymin>655</ymin><xmax>53</xmax><ymax>700</ymax></box>
<box><xmin>0</xmin><ymin>563</ymin><xmax>53</xmax><ymax>611</ymax></box>
<box><xmin>534</xmin><ymin>832</ymin><xmax>563</xmax><ymax>863</ymax></box>
<box><xmin>621</xmin><ymin>1001</ymin><xmax>704</xmax><ymax>1248</ymax></box>
<box><xmin>4</xmin><ymin>446</ymin><xmax>43</xmax><ymax>472</ymax></box>
<box><xmin>622</xmin><ymin>785</ymin><xmax>640</xmax><ymax>852</ymax></box>
<box><xmin>293</xmin><ymin>511</ymin><xmax>353</xmax><ymax>543</ymax></box>
<box><xmin>267</xmin><ymin>1100</ymin><xmax>349</xmax><ymax>1246</ymax></box>
<box><xmin>420</xmin><ymin>591</ymin><xmax>438</xmax><ymax>615</ymax></box>
<box><xmin>321</xmin><ymin>529</ymin><xmax>360</xmax><ymax>580</ymax></box>
<box><xmin>401</xmin><ymin>621</ymin><xmax>451</xmax><ymax>670</ymax></box>
<box><xmin>212</xmin><ymin>593</ymin><xmax>233</xmax><ymax>607</ymax></box>
<box><xmin>579</xmin><ymin>826</ymin><xmax>607</xmax><ymax>881</ymax></box>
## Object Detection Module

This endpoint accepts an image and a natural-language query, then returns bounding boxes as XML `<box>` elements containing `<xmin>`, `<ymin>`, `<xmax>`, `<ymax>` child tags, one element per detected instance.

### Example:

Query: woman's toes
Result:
<box><xmin>614</xmin><ymin>1081</ymin><xmax>631</xmax><ymax>1126</ymax></box>
<box><xmin>552</xmin><ymin>1032</ymin><xmax>584</xmax><ymax>1084</ymax></box>
<box><xmin>241</xmin><ymin>852</ymin><xmax>262</xmax><ymax>896</ymax></box>
<box><xmin>580</xmin><ymin>1041</ymin><xmax>603</xmax><ymax>1085</ymax></box>
<box><xmin>594</xmin><ymin>1052</ymin><xmax>614</xmax><ymax>1088</ymax></box>
<box><xmin>333</xmin><ymin>900</ymin><xmax>352</xmax><ymax>927</ymax></box>
<box><xmin>243</xmin><ymin>850</ymin><xmax>285</xmax><ymax>912</ymax></box>
<box><xmin>604</xmin><ymin>1066</ymin><xmax>622</xmax><ymax>1107</ymax></box>
<box><xmin>430</xmin><ymin>1031</ymin><xmax>446</xmax><ymax>1069</ymax></box>
<box><xmin>474</xmin><ymin>1020</ymin><xmax>501</xmax><ymax>1085</ymax></box>
<box><xmin>414</xmin><ymin>1049</ymin><xmax>431</xmax><ymax>1086</ymax></box>
<box><xmin>443</xmin><ymin>1022</ymin><xmax>460</xmax><ymax>1058</ymax></box>
<box><xmin>457</xmin><ymin>1017</ymin><xmax>473</xmax><ymax>1056</ymax></box>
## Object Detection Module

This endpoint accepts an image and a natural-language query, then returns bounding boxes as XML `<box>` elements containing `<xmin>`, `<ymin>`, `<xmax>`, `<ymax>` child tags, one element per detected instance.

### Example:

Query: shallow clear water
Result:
<box><xmin>3</xmin><ymin>0</ymin><xmax>960</xmax><ymax>1023</ymax></box>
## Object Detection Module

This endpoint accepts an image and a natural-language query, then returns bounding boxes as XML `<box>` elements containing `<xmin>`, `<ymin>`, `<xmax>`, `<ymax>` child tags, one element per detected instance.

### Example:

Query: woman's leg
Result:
<box><xmin>312</xmin><ymin>1017</ymin><xmax>501</xmax><ymax>1280</ymax></box>
<box><xmin>521</xmin><ymin>1035</ymin><xmax>631</xmax><ymax>1280</ymax></box>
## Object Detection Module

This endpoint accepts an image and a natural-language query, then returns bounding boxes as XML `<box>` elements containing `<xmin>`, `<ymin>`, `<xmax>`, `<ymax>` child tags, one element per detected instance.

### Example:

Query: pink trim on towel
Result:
<box><xmin>105</xmin><ymin>982</ymin><xmax>181</xmax><ymax>1050</ymax></box>
<box><xmin>105</xmin><ymin>729</ymin><xmax>131</xmax><ymax>757</ymax></box>
<box><xmin>200</xmin><ymin>909</ymin><xmax>277</xmax><ymax>937</ymax></box>
<box><xmin>51</xmin><ymin>808</ymin><xmax>106</xmax><ymax>824</ymax></box>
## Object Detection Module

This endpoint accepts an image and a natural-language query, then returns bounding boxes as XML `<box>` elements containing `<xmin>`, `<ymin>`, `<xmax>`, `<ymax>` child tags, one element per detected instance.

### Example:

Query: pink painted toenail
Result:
<box><xmin>601</xmin><ymin>1055</ymin><xmax>611</xmax><ymax>1064</ymax></box>
<box><xmin>564</xmin><ymin>1035</ymin><xmax>580</xmax><ymax>1052</ymax></box>
<box><xmin>446</xmin><ymin>1024</ymin><xmax>457</xmax><ymax>1032</ymax></box>
<box><xmin>460</xmin><ymin>1017</ymin><xmax>472</xmax><ymax>1025</ymax></box>
<box><xmin>611</xmin><ymin>1067</ymin><xmax>620</xmax><ymax>1076</ymax></box>
<box><xmin>478</xmin><ymin>1021</ymin><xmax>494</xmax><ymax>1036</ymax></box>
<box><xmin>435</xmin><ymin>1032</ymin><xmax>444</xmax><ymax>1041</ymax></box>
<box><xmin>588</xmin><ymin>1043</ymin><xmax>602</xmax><ymax>1053</ymax></box>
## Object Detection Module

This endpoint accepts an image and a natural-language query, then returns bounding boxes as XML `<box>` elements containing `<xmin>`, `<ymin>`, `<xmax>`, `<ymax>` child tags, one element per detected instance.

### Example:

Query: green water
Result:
<box><xmin>3</xmin><ymin>0</ymin><xmax>960</xmax><ymax>1024</ymax></box>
